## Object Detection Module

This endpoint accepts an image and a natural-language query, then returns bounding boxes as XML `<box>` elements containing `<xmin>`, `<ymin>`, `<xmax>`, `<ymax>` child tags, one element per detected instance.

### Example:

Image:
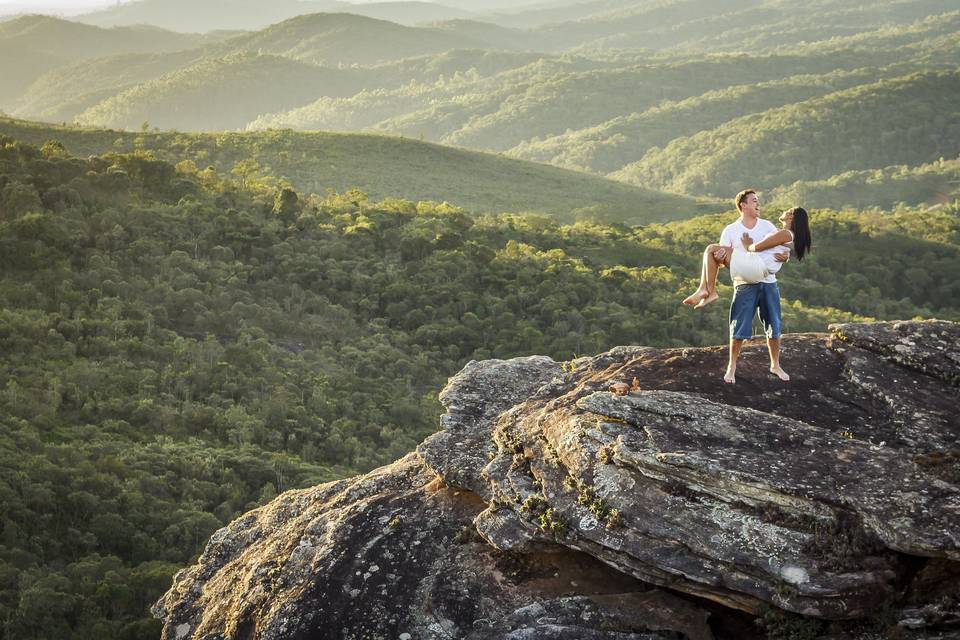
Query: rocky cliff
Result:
<box><xmin>155</xmin><ymin>320</ymin><xmax>960</xmax><ymax>640</ymax></box>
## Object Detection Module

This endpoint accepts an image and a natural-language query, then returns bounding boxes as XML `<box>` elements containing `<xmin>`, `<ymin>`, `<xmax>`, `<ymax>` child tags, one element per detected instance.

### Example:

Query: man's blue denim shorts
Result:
<box><xmin>729</xmin><ymin>282</ymin><xmax>782</xmax><ymax>340</ymax></box>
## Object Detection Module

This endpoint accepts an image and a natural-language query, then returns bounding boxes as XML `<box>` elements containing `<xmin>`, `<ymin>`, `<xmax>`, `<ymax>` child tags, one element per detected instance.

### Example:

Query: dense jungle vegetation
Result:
<box><xmin>1</xmin><ymin>136</ymin><xmax>958</xmax><ymax>638</ymax></box>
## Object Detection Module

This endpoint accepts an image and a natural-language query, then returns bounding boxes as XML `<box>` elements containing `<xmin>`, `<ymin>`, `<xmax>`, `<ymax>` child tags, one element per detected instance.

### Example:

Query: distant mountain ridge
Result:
<box><xmin>77</xmin><ymin>0</ymin><xmax>477</xmax><ymax>31</ymax></box>
<box><xmin>0</xmin><ymin>14</ymin><xmax>226</xmax><ymax>108</ymax></box>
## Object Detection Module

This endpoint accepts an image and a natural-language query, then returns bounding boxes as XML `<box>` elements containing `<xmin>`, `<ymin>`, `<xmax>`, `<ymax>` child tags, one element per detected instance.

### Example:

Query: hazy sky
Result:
<box><xmin>0</xmin><ymin>0</ymin><xmax>420</xmax><ymax>4</ymax></box>
<box><xmin>0</xmin><ymin>0</ymin><xmax>542</xmax><ymax>18</ymax></box>
<box><xmin>0</xmin><ymin>0</ymin><xmax>417</xmax><ymax>18</ymax></box>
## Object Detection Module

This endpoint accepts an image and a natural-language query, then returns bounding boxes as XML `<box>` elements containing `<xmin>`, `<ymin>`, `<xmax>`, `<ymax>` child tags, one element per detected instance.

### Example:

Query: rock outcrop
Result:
<box><xmin>156</xmin><ymin>320</ymin><xmax>960</xmax><ymax>639</ymax></box>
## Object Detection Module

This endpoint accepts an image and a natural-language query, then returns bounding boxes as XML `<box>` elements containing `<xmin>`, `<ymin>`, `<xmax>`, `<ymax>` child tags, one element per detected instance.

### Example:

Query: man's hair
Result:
<box><xmin>735</xmin><ymin>189</ymin><xmax>756</xmax><ymax>211</ymax></box>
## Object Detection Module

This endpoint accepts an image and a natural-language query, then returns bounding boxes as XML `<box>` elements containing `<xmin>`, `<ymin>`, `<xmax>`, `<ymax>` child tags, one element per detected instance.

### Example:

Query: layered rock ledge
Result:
<box><xmin>156</xmin><ymin>320</ymin><xmax>960</xmax><ymax>640</ymax></box>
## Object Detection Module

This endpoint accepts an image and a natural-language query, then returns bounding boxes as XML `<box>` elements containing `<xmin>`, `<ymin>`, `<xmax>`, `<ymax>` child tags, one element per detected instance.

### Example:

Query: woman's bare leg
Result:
<box><xmin>687</xmin><ymin>244</ymin><xmax>729</xmax><ymax>308</ymax></box>
<box><xmin>683</xmin><ymin>244</ymin><xmax>727</xmax><ymax>306</ymax></box>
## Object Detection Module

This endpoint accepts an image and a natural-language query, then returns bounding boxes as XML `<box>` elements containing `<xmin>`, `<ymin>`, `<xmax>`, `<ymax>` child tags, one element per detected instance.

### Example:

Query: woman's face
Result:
<box><xmin>778</xmin><ymin>209</ymin><xmax>794</xmax><ymax>228</ymax></box>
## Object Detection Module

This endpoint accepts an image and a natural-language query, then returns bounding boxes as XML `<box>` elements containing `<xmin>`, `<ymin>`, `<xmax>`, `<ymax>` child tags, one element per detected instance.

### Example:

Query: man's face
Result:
<box><xmin>740</xmin><ymin>193</ymin><xmax>760</xmax><ymax>218</ymax></box>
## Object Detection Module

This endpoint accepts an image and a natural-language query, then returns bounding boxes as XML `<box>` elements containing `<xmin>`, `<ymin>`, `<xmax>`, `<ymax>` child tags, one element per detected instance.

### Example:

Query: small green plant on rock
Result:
<box><xmin>519</xmin><ymin>494</ymin><xmax>567</xmax><ymax>538</ymax></box>
<box><xmin>589</xmin><ymin>497</ymin><xmax>609</xmax><ymax>521</ymax></box>
<box><xmin>563</xmin><ymin>475</ymin><xmax>624</xmax><ymax>529</ymax></box>
<box><xmin>538</xmin><ymin>508</ymin><xmax>567</xmax><ymax>537</ymax></box>
<box><xmin>605</xmin><ymin>508</ymin><xmax>622</xmax><ymax>529</ymax></box>
<box><xmin>520</xmin><ymin>495</ymin><xmax>548</xmax><ymax>516</ymax></box>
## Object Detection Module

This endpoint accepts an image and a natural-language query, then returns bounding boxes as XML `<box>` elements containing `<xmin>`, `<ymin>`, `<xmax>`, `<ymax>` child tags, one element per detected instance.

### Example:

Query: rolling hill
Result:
<box><xmin>505</xmin><ymin>64</ymin><xmax>926</xmax><ymax>174</ymax></box>
<box><xmin>0</xmin><ymin>117</ymin><xmax>713</xmax><ymax>224</ymax></box>
<box><xmin>0</xmin><ymin>13</ymin><xmax>217</xmax><ymax>58</ymax></box>
<box><xmin>0</xmin><ymin>14</ymin><xmax>229</xmax><ymax>110</ymax></box>
<box><xmin>611</xmin><ymin>70</ymin><xmax>960</xmax><ymax>196</ymax></box>
<box><xmin>212</xmin><ymin>12</ymin><xmax>517</xmax><ymax>67</ymax></box>
<box><xmin>2</xmin><ymin>0</ymin><xmax>957</xmax><ymax>210</ymax></box>
<box><xmin>72</xmin><ymin>53</ymin><xmax>379</xmax><ymax>131</ymax></box>
<box><xmin>767</xmin><ymin>158</ymin><xmax>960</xmax><ymax>211</ymax></box>
<box><xmin>252</xmin><ymin>48</ymin><xmax>896</xmax><ymax>152</ymax></box>
<box><xmin>11</xmin><ymin>49</ymin><xmax>207</xmax><ymax>122</ymax></box>
<box><xmin>77</xmin><ymin>0</ymin><xmax>476</xmax><ymax>31</ymax></box>
<box><xmin>517</xmin><ymin>0</ymin><xmax>960</xmax><ymax>51</ymax></box>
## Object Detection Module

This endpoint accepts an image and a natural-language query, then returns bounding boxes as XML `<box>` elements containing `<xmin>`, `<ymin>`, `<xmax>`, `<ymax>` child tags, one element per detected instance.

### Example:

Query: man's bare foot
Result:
<box><xmin>723</xmin><ymin>367</ymin><xmax>736</xmax><ymax>384</ymax></box>
<box><xmin>770</xmin><ymin>366</ymin><xmax>790</xmax><ymax>381</ymax></box>
<box><xmin>694</xmin><ymin>291</ymin><xmax>719</xmax><ymax>309</ymax></box>
<box><xmin>682</xmin><ymin>289</ymin><xmax>708</xmax><ymax>306</ymax></box>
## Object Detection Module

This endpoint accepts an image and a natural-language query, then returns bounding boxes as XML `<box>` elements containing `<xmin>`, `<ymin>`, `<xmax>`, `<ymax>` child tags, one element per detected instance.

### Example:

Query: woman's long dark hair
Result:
<box><xmin>789</xmin><ymin>206</ymin><xmax>812</xmax><ymax>261</ymax></box>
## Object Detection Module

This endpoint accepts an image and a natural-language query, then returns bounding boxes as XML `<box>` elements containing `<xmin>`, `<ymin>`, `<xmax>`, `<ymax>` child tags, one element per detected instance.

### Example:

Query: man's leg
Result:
<box><xmin>758</xmin><ymin>282</ymin><xmax>788</xmax><ymax>381</ymax></box>
<box><xmin>726</xmin><ymin>284</ymin><xmax>759</xmax><ymax>383</ymax></box>
<box><xmin>726</xmin><ymin>338</ymin><xmax>744</xmax><ymax>384</ymax></box>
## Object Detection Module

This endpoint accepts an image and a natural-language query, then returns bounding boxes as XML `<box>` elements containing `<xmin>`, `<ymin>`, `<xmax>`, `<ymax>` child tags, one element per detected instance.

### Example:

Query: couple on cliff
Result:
<box><xmin>682</xmin><ymin>189</ymin><xmax>812</xmax><ymax>384</ymax></box>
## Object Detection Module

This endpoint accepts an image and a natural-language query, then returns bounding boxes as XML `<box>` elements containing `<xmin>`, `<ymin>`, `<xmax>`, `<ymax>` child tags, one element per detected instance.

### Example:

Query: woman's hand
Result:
<box><xmin>741</xmin><ymin>232</ymin><xmax>754</xmax><ymax>251</ymax></box>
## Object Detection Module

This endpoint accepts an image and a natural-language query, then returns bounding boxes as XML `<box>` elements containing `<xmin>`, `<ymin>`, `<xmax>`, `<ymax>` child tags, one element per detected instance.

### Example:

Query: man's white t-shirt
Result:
<box><xmin>720</xmin><ymin>218</ymin><xmax>779</xmax><ymax>285</ymax></box>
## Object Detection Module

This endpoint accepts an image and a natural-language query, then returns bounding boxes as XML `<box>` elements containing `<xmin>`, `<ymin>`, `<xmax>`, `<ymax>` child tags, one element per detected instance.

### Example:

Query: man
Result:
<box><xmin>712</xmin><ymin>189</ymin><xmax>789</xmax><ymax>384</ymax></box>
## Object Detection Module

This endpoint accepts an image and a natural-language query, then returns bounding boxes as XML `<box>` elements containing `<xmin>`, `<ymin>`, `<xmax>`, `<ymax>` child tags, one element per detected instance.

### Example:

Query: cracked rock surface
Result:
<box><xmin>157</xmin><ymin>321</ymin><xmax>960</xmax><ymax>639</ymax></box>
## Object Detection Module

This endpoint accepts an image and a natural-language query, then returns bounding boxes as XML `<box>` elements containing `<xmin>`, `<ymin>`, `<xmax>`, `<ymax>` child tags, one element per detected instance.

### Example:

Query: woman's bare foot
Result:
<box><xmin>723</xmin><ymin>365</ymin><xmax>736</xmax><ymax>384</ymax></box>
<box><xmin>770</xmin><ymin>366</ymin><xmax>790</xmax><ymax>381</ymax></box>
<box><xmin>682</xmin><ymin>289</ymin><xmax>708</xmax><ymax>306</ymax></box>
<box><xmin>694</xmin><ymin>291</ymin><xmax>719</xmax><ymax>309</ymax></box>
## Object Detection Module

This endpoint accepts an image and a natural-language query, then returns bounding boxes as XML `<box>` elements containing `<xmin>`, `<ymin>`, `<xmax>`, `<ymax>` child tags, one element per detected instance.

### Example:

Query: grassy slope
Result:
<box><xmin>0</xmin><ymin>117</ymin><xmax>716</xmax><ymax>223</ymax></box>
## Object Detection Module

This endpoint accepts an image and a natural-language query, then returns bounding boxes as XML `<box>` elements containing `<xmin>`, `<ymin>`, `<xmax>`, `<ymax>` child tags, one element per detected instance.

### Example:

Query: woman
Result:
<box><xmin>682</xmin><ymin>206</ymin><xmax>812</xmax><ymax>309</ymax></box>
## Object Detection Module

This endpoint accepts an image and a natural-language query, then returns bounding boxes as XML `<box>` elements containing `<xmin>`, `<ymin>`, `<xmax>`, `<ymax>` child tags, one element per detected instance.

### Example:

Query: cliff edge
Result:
<box><xmin>155</xmin><ymin>320</ymin><xmax>960</xmax><ymax>640</ymax></box>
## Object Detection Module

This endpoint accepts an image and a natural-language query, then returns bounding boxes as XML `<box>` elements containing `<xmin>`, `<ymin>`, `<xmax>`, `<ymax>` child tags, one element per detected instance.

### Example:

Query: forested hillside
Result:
<box><xmin>1</xmin><ymin>135</ymin><xmax>957</xmax><ymax>638</ymax></box>
<box><xmin>249</xmin><ymin>50</ymin><xmax>890</xmax><ymax>149</ymax></box>
<box><xmin>612</xmin><ymin>70</ymin><xmax>960</xmax><ymax>196</ymax></box>
<box><xmin>72</xmin><ymin>53</ymin><xmax>378</xmax><ymax>132</ymax></box>
<box><xmin>213</xmin><ymin>12</ymin><xmax>509</xmax><ymax>66</ymax></box>
<box><xmin>0</xmin><ymin>118</ymin><xmax>706</xmax><ymax>225</ymax></box>
<box><xmin>10</xmin><ymin>50</ymin><xmax>207</xmax><ymax>124</ymax></box>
